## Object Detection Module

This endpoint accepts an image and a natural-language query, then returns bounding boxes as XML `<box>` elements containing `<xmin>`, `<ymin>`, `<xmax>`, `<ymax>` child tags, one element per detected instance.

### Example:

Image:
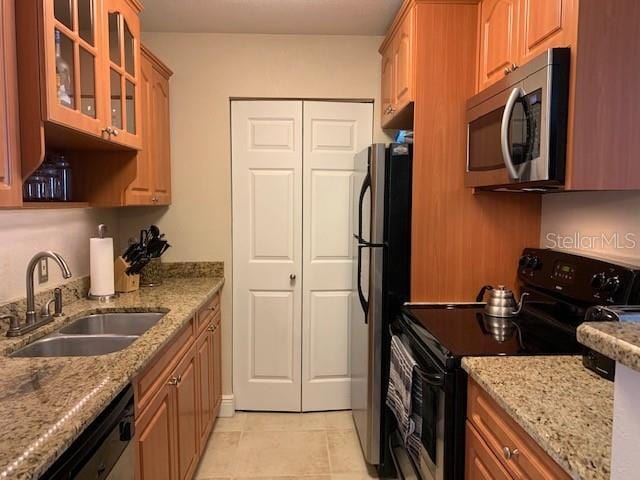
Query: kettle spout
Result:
<box><xmin>512</xmin><ymin>292</ymin><xmax>530</xmax><ymax>315</ymax></box>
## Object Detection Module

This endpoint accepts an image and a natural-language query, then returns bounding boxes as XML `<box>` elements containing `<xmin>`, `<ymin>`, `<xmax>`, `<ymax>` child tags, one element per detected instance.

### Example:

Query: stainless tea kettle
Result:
<box><xmin>476</xmin><ymin>285</ymin><xmax>529</xmax><ymax>318</ymax></box>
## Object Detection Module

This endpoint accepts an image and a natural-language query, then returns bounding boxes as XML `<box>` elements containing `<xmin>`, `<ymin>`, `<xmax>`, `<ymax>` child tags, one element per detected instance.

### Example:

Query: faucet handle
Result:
<box><xmin>41</xmin><ymin>299</ymin><xmax>55</xmax><ymax>318</ymax></box>
<box><xmin>1</xmin><ymin>314</ymin><xmax>20</xmax><ymax>334</ymax></box>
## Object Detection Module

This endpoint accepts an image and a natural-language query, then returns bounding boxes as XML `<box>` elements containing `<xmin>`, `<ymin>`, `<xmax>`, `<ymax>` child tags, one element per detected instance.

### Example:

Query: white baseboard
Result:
<box><xmin>218</xmin><ymin>394</ymin><xmax>236</xmax><ymax>417</ymax></box>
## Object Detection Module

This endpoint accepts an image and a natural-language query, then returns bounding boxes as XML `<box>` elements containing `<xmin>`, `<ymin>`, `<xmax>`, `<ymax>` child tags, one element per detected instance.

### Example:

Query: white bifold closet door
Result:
<box><xmin>232</xmin><ymin>100</ymin><xmax>373</xmax><ymax>412</ymax></box>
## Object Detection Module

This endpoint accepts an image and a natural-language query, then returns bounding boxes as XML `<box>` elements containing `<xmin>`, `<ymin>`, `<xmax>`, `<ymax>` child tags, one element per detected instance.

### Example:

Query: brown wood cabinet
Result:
<box><xmin>134</xmin><ymin>295</ymin><xmax>222</xmax><ymax>480</ymax></box>
<box><xmin>125</xmin><ymin>45</ymin><xmax>173</xmax><ymax>206</ymax></box>
<box><xmin>466</xmin><ymin>379</ymin><xmax>571</xmax><ymax>480</ymax></box>
<box><xmin>379</xmin><ymin>3</ymin><xmax>415</xmax><ymax>129</ymax></box>
<box><xmin>475</xmin><ymin>0</ymin><xmax>640</xmax><ymax>190</ymax></box>
<box><xmin>15</xmin><ymin>0</ymin><xmax>144</xmax><ymax>180</ymax></box>
<box><xmin>0</xmin><ymin>0</ymin><xmax>22</xmax><ymax>207</ymax></box>
<box><xmin>477</xmin><ymin>0</ymin><xmax>575</xmax><ymax>91</ymax></box>
<box><xmin>477</xmin><ymin>0</ymin><xmax>521</xmax><ymax>91</ymax></box>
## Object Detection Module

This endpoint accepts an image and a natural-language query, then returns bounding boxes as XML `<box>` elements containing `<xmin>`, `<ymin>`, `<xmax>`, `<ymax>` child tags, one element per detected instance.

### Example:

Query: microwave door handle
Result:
<box><xmin>501</xmin><ymin>87</ymin><xmax>525</xmax><ymax>180</ymax></box>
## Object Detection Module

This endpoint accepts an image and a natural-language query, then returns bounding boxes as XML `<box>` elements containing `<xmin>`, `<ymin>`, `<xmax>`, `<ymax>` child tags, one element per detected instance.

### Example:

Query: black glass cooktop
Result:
<box><xmin>400</xmin><ymin>303</ymin><xmax>582</xmax><ymax>369</ymax></box>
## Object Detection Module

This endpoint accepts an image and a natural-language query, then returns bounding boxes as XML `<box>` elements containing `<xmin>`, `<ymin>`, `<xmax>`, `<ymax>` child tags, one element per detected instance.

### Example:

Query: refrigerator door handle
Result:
<box><xmin>357</xmin><ymin>171</ymin><xmax>371</xmax><ymax>242</ymax></box>
<box><xmin>356</xmin><ymin>245</ymin><xmax>368</xmax><ymax>323</ymax></box>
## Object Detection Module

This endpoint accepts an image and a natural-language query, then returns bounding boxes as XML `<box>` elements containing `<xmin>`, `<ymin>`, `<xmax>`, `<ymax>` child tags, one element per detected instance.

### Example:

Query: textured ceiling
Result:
<box><xmin>141</xmin><ymin>0</ymin><xmax>403</xmax><ymax>35</ymax></box>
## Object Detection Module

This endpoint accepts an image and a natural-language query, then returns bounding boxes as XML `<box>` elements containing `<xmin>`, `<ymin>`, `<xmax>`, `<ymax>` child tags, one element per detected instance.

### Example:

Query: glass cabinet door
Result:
<box><xmin>104</xmin><ymin>0</ymin><xmax>141</xmax><ymax>148</ymax></box>
<box><xmin>48</xmin><ymin>0</ymin><xmax>103</xmax><ymax>133</ymax></box>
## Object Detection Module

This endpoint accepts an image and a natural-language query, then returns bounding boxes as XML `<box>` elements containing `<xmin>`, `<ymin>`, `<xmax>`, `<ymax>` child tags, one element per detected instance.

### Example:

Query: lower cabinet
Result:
<box><xmin>134</xmin><ymin>295</ymin><xmax>223</xmax><ymax>480</ymax></box>
<box><xmin>466</xmin><ymin>379</ymin><xmax>571</xmax><ymax>480</ymax></box>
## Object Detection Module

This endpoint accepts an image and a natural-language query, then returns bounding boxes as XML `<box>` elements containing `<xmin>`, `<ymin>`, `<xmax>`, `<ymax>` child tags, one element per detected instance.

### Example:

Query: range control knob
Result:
<box><xmin>519</xmin><ymin>255</ymin><xmax>532</xmax><ymax>268</ymax></box>
<box><xmin>590</xmin><ymin>272</ymin><xmax>608</xmax><ymax>290</ymax></box>
<box><xmin>528</xmin><ymin>256</ymin><xmax>542</xmax><ymax>270</ymax></box>
<box><xmin>519</xmin><ymin>255</ymin><xmax>542</xmax><ymax>270</ymax></box>
<box><xmin>603</xmin><ymin>275</ymin><xmax>621</xmax><ymax>294</ymax></box>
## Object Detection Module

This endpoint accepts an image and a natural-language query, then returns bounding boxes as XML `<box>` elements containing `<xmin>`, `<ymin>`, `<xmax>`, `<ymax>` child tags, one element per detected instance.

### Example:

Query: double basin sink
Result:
<box><xmin>10</xmin><ymin>312</ymin><xmax>167</xmax><ymax>358</ymax></box>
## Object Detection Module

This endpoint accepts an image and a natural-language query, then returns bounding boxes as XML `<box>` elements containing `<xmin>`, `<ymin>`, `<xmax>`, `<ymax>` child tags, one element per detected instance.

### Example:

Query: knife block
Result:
<box><xmin>114</xmin><ymin>256</ymin><xmax>140</xmax><ymax>293</ymax></box>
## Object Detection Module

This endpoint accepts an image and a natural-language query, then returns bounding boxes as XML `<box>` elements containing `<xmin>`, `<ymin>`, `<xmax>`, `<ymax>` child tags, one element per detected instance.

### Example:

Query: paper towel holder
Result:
<box><xmin>88</xmin><ymin>223</ymin><xmax>119</xmax><ymax>302</ymax></box>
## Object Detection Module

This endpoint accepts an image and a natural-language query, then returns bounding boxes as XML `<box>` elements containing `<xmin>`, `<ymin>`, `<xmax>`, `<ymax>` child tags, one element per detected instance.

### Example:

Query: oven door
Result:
<box><xmin>389</xmin><ymin>324</ymin><xmax>446</xmax><ymax>480</ymax></box>
<box><xmin>466</xmin><ymin>72</ymin><xmax>552</xmax><ymax>188</ymax></box>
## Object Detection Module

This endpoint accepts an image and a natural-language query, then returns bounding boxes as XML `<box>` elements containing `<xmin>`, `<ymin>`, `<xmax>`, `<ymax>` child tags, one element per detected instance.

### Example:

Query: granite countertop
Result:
<box><xmin>0</xmin><ymin>275</ymin><xmax>224</xmax><ymax>479</ymax></box>
<box><xmin>578</xmin><ymin>321</ymin><xmax>640</xmax><ymax>373</ymax></box>
<box><xmin>463</xmin><ymin>356</ymin><xmax>613</xmax><ymax>480</ymax></box>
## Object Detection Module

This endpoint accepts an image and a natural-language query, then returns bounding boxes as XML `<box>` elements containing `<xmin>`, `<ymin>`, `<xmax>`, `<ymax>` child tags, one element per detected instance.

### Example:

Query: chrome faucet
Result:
<box><xmin>6</xmin><ymin>251</ymin><xmax>72</xmax><ymax>337</ymax></box>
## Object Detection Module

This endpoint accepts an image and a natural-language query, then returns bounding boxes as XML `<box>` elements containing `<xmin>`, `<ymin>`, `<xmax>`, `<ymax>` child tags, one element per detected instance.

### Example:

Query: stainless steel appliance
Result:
<box><xmin>41</xmin><ymin>385</ymin><xmax>135</xmax><ymax>480</ymax></box>
<box><xmin>390</xmin><ymin>248</ymin><xmax>640</xmax><ymax>480</ymax></box>
<box><xmin>351</xmin><ymin>144</ymin><xmax>412</xmax><ymax>470</ymax></box>
<box><xmin>466</xmin><ymin>48</ymin><xmax>570</xmax><ymax>190</ymax></box>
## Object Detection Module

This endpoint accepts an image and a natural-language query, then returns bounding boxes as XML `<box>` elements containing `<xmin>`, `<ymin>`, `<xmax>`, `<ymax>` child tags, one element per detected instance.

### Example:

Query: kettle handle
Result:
<box><xmin>476</xmin><ymin>285</ymin><xmax>494</xmax><ymax>303</ymax></box>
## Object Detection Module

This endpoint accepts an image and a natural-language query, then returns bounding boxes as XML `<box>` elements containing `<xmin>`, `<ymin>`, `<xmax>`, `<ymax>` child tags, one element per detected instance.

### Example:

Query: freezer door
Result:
<box><xmin>351</xmin><ymin>144</ymin><xmax>387</xmax><ymax>465</ymax></box>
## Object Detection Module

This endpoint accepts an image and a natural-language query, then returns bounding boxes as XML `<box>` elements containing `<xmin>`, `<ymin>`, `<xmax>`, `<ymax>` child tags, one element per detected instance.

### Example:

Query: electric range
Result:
<box><xmin>387</xmin><ymin>248</ymin><xmax>640</xmax><ymax>480</ymax></box>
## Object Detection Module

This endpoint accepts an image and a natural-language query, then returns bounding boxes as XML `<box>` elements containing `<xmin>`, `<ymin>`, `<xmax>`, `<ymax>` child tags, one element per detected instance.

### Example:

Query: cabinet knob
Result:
<box><xmin>502</xmin><ymin>446</ymin><xmax>519</xmax><ymax>460</ymax></box>
<box><xmin>110</xmin><ymin>127</ymin><xmax>119</xmax><ymax>137</ymax></box>
<box><xmin>289</xmin><ymin>273</ymin><xmax>296</xmax><ymax>280</ymax></box>
<box><xmin>389</xmin><ymin>106</ymin><xmax>396</xmax><ymax>113</ymax></box>
<box><xmin>504</xmin><ymin>67</ymin><xmax>511</xmax><ymax>75</ymax></box>
<box><xmin>168</xmin><ymin>377</ymin><xmax>178</xmax><ymax>386</ymax></box>
<box><xmin>207</xmin><ymin>324</ymin><xmax>217</xmax><ymax>332</ymax></box>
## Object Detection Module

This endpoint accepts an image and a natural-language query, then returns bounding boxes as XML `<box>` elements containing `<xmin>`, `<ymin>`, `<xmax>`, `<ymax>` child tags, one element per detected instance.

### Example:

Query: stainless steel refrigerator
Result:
<box><xmin>351</xmin><ymin>143</ymin><xmax>412</xmax><ymax>469</ymax></box>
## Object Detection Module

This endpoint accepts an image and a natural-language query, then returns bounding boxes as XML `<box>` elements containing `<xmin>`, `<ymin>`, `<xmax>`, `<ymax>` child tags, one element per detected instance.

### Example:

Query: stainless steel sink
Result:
<box><xmin>10</xmin><ymin>335</ymin><xmax>139</xmax><ymax>358</ymax></box>
<box><xmin>9</xmin><ymin>311</ymin><xmax>167</xmax><ymax>358</ymax></box>
<box><xmin>59</xmin><ymin>312</ymin><xmax>166</xmax><ymax>336</ymax></box>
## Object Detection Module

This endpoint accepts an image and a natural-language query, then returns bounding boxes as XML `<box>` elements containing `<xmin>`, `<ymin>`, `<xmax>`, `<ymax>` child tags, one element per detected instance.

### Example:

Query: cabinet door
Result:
<box><xmin>478</xmin><ymin>0</ymin><xmax>520</xmax><ymax>91</ymax></box>
<box><xmin>520</xmin><ymin>0</ymin><xmax>576</xmax><ymax>63</ymax></box>
<box><xmin>174</xmin><ymin>345</ymin><xmax>199</xmax><ymax>480</ymax></box>
<box><xmin>44</xmin><ymin>0</ymin><xmax>105</xmax><ymax>136</ymax></box>
<box><xmin>380</xmin><ymin>46</ymin><xmax>394</xmax><ymax>127</ymax></box>
<box><xmin>466</xmin><ymin>422</ymin><xmax>512</xmax><ymax>480</ymax></box>
<box><xmin>125</xmin><ymin>49</ymin><xmax>154</xmax><ymax>204</ymax></box>
<box><xmin>135</xmin><ymin>383</ymin><xmax>177</xmax><ymax>480</ymax></box>
<box><xmin>0</xmin><ymin>0</ymin><xmax>22</xmax><ymax>207</ymax></box>
<box><xmin>212</xmin><ymin>314</ymin><xmax>222</xmax><ymax>410</ymax></box>
<box><xmin>151</xmin><ymin>65</ymin><xmax>172</xmax><ymax>204</ymax></box>
<box><xmin>196</xmin><ymin>328</ymin><xmax>215</xmax><ymax>449</ymax></box>
<box><xmin>103</xmin><ymin>0</ymin><xmax>142</xmax><ymax>148</ymax></box>
<box><xmin>393</xmin><ymin>7</ymin><xmax>414</xmax><ymax>113</ymax></box>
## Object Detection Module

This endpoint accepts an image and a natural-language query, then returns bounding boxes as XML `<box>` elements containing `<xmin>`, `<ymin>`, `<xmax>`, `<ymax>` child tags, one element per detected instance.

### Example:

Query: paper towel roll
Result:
<box><xmin>90</xmin><ymin>237</ymin><xmax>115</xmax><ymax>296</ymax></box>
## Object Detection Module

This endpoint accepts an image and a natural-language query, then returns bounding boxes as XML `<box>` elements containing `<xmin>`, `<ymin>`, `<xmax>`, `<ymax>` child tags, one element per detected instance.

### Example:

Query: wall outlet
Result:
<box><xmin>38</xmin><ymin>258</ymin><xmax>49</xmax><ymax>284</ymax></box>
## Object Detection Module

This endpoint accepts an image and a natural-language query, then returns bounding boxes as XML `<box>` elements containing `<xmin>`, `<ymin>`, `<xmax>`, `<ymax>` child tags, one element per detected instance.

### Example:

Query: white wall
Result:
<box><xmin>119</xmin><ymin>33</ymin><xmax>389</xmax><ymax>396</ymax></box>
<box><xmin>541</xmin><ymin>191</ymin><xmax>640</xmax><ymax>263</ymax></box>
<box><xmin>0</xmin><ymin>209</ymin><xmax>119</xmax><ymax>303</ymax></box>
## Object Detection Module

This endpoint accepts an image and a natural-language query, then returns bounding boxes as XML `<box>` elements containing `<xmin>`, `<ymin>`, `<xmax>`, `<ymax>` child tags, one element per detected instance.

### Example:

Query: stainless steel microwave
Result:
<box><xmin>466</xmin><ymin>48</ymin><xmax>570</xmax><ymax>191</ymax></box>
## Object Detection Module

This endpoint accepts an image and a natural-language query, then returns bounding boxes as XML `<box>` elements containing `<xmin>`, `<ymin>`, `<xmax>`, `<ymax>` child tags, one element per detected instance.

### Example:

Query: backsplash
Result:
<box><xmin>0</xmin><ymin>208</ymin><xmax>119</xmax><ymax>303</ymax></box>
<box><xmin>541</xmin><ymin>191</ymin><xmax>640</xmax><ymax>263</ymax></box>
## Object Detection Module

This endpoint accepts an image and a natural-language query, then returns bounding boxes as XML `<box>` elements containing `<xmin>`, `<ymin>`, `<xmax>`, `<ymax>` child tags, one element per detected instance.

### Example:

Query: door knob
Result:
<box><xmin>289</xmin><ymin>274</ymin><xmax>296</xmax><ymax>280</ymax></box>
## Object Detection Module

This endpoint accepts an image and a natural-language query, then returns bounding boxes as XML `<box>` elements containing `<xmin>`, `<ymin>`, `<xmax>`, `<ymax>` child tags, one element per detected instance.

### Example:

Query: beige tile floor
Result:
<box><xmin>195</xmin><ymin>411</ymin><xmax>379</xmax><ymax>480</ymax></box>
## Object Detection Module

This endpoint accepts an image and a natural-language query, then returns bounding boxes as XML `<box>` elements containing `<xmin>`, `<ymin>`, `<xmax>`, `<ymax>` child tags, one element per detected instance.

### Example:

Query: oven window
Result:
<box><xmin>468</xmin><ymin>107</ymin><xmax>505</xmax><ymax>171</ymax></box>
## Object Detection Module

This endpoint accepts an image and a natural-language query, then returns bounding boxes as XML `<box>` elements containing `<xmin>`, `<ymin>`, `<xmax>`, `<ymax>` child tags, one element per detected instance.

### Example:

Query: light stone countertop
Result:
<box><xmin>578</xmin><ymin>321</ymin><xmax>640</xmax><ymax>373</ymax></box>
<box><xmin>0</xmin><ymin>276</ymin><xmax>224</xmax><ymax>479</ymax></box>
<box><xmin>462</xmin><ymin>356</ymin><xmax>613</xmax><ymax>480</ymax></box>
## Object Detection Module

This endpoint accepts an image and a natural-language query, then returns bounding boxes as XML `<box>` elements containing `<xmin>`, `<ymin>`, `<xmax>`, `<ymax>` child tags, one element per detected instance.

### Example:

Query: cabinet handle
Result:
<box><xmin>511</xmin><ymin>63</ymin><xmax>519</xmax><ymax>72</ymax></box>
<box><xmin>168</xmin><ymin>376</ymin><xmax>179</xmax><ymax>386</ymax></box>
<box><xmin>110</xmin><ymin>127</ymin><xmax>119</xmax><ymax>137</ymax></box>
<box><xmin>504</xmin><ymin>67</ymin><xmax>511</xmax><ymax>75</ymax></box>
<box><xmin>207</xmin><ymin>324</ymin><xmax>216</xmax><ymax>332</ymax></box>
<box><xmin>502</xmin><ymin>446</ymin><xmax>520</xmax><ymax>460</ymax></box>
<box><xmin>102</xmin><ymin>127</ymin><xmax>112</xmax><ymax>136</ymax></box>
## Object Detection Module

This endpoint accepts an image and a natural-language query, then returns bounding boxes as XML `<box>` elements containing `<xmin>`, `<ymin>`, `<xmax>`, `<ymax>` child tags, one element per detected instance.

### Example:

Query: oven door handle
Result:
<box><xmin>501</xmin><ymin>86</ymin><xmax>525</xmax><ymax>180</ymax></box>
<box><xmin>421</xmin><ymin>370</ymin><xmax>445</xmax><ymax>387</ymax></box>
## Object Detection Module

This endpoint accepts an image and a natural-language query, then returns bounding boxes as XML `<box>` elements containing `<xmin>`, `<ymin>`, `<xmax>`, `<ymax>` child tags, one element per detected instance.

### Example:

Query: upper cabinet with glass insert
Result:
<box><xmin>15</xmin><ymin>0</ymin><xmax>142</xmax><ymax>177</ymax></box>
<box><xmin>103</xmin><ymin>0</ymin><xmax>142</xmax><ymax>148</ymax></box>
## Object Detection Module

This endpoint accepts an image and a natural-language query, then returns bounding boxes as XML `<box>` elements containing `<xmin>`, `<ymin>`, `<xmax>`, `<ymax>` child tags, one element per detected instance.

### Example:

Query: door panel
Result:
<box><xmin>196</xmin><ymin>329</ymin><xmax>215</xmax><ymax>448</ymax></box>
<box><xmin>393</xmin><ymin>8</ymin><xmax>414</xmax><ymax>111</ymax></box>
<box><xmin>135</xmin><ymin>384</ymin><xmax>176</xmax><ymax>480</ymax></box>
<box><xmin>175</xmin><ymin>346</ymin><xmax>199</xmax><ymax>480</ymax></box>
<box><xmin>232</xmin><ymin>100</ymin><xmax>303</xmax><ymax>411</ymax></box>
<box><xmin>478</xmin><ymin>0</ymin><xmax>520</xmax><ymax>91</ymax></box>
<box><xmin>302</xmin><ymin>101</ymin><xmax>373</xmax><ymax>411</ymax></box>
<box><xmin>520</xmin><ymin>0</ymin><xmax>576</xmax><ymax>63</ymax></box>
<box><xmin>152</xmin><ymin>66</ymin><xmax>171</xmax><ymax>203</ymax></box>
<box><xmin>381</xmin><ymin>48</ymin><xmax>394</xmax><ymax>125</ymax></box>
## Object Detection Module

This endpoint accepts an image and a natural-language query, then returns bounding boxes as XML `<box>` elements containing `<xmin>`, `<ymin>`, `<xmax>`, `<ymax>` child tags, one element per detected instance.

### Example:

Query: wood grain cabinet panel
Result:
<box><xmin>134</xmin><ymin>296</ymin><xmax>222</xmax><ymax>479</ymax></box>
<box><xmin>125</xmin><ymin>45</ymin><xmax>173</xmax><ymax>205</ymax></box>
<box><xmin>466</xmin><ymin>422</ymin><xmax>512</xmax><ymax>480</ymax></box>
<box><xmin>174</xmin><ymin>345</ymin><xmax>199</xmax><ymax>480</ymax></box>
<box><xmin>520</xmin><ymin>0</ymin><xmax>576</xmax><ymax>63</ymax></box>
<box><xmin>467</xmin><ymin>379</ymin><xmax>571</xmax><ymax>480</ymax></box>
<box><xmin>478</xmin><ymin>0</ymin><xmax>520</xmax><ymax>91</ymax></box>
<box><xmin>0</xmin><ymin>0</ymin><xmax>22</xmax><ymax>207</ymax></box>
<box><xmin>379</xmin><ymin>3</ymin><xmax>415</xmax><ymax>129</ymax></box>
<box><xmin>135</xmin><ymin>383</ymin><xmax>177</xmax><ymax>480</ymax></box>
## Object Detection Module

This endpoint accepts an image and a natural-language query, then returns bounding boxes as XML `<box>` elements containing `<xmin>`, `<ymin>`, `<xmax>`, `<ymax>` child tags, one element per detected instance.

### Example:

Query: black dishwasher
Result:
<box><xmin>41</xmin><ymin>385</ymin><xmax>135</xmax><ymax>480</ymax></box>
